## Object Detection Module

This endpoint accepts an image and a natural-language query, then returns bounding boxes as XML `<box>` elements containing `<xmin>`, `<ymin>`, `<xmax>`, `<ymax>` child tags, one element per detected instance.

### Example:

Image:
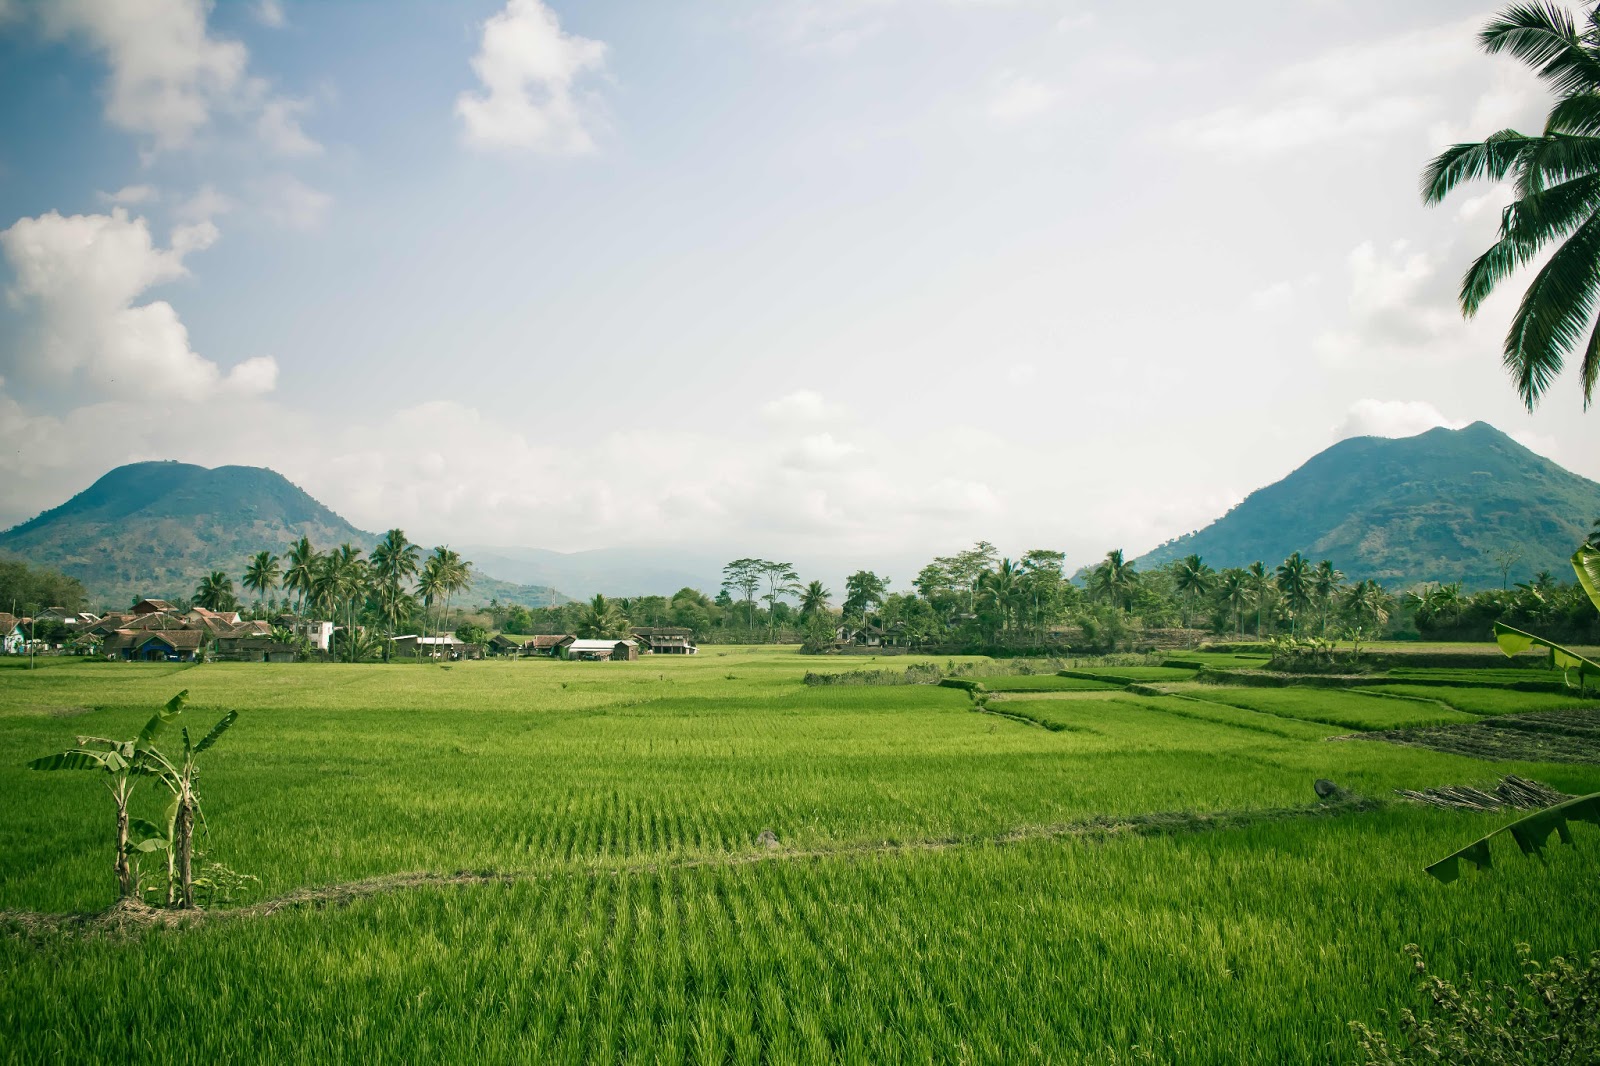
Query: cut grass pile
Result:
<box><xmin>2</xmin><ymin>648</ymin><xmax>1599</xmax><ymax>1063</ymax></box>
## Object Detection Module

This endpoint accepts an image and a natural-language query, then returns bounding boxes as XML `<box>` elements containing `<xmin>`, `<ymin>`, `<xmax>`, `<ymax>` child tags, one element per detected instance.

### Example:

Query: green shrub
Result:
<box><xmin>1352</xmin><ymin>944</ymin><xmax>1600</xmax><ymax>1065</ymax></box>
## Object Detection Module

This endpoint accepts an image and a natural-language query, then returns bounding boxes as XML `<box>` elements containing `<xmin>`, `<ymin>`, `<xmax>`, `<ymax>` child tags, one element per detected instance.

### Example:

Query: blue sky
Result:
<box><xmin>0</xmin><ymin>0</ymin><xmax>1595</xmax><ymax>582</ymax></box>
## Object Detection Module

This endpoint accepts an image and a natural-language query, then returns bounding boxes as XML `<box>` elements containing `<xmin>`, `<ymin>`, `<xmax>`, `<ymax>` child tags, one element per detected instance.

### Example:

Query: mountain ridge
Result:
<box><xmin>1134</xmin><ymin>422</ymin><xmax>1600</xmax><ymax>587</ymax></box>
<box><xmin>0</xmin><ymin>461</ymin><xmax>569</xmax><ymax>610</ymax></box>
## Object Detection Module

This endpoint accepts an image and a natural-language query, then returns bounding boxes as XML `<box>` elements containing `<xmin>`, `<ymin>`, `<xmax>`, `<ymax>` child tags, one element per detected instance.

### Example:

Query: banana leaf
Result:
<box><xmin>1426</xmin><ymin>792</ymin><xmax>1600</xmax><ymax>882</ymax></box>
<box><xmin>137</xmin><ymin>689</ymin><xmax>188</xmax><ymax>748</ymax></box>
<box><xmin>193</xmin><ymin>711</ymin><xmax>238</xmax><ymax>755</ymax></box>
<box><xmin>28</xmin><ymin>749</ymin><xmax>125</xmax><ymax>773</ymax></box>
<box><xmin>1492</xmin><ymin>622</ymin><xmax>1599</xmax><ymax>682</ymax></box>
<box><xmin>1575</xmin><ymin>545</ymin><xmax>1600</xmax><ymax>613</ymax></box>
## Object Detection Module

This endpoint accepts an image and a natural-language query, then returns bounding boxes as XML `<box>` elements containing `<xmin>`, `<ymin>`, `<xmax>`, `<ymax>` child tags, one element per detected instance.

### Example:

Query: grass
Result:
<box><xmin>1370</xmin><ymin>684</ymin><xmax>1600</xmax><ymax>716</ymax></box>
<box><xmin>2</xmin><ymin>647</ymin><xmax>1599</xmax><ymax>1063</ymax></box>
<box><xmin>968</xmin><ymin>674</ymin><xmax>1122</xmax><ymax>692</ymax></box>
<box><xmin>1059</xmin><ymin>665</ymin><xmax>1199</xmax><ymax>683</ymax></box>
<box><xmin>1195</xmin><ymin>687</ymin><xmax>1480</xmax><ymax>732</ymax></box>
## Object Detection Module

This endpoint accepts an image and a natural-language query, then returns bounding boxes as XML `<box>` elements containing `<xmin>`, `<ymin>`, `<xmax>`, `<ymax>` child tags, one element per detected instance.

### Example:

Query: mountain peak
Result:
<box><xmin>1135</xmin><ymin>422</ymin><xmax>1600</xmax><ymax>588</ymax></box>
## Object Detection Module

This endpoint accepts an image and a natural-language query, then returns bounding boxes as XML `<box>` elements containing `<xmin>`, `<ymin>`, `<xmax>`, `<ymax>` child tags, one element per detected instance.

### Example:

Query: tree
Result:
<box><xmin>1275</xmin><ymin>552</ymin><xmax>1314</xmax><ymax>636</ymax></box>
<box><xmin>798</xmin><ymin>580</ymin><xmax>832</xmax><ymax>617</ymax></box>
<box><xmin>195</xmin><ymin>571</ymin><xmax>237</xmax><ymax>611</ymax></box>
<box><xmin>137</xmin><ymin>696</ymin><xmax>238</xmax><ymax>908</ymax></box>
<box><xmin>842</xmin><ymin>570</ymin><xmax>889</xmax><ymax>623</ymax></box>
<box><xmin>758</xmin><ymin>562</ymin><xmax>800</xmax><ymax>637</ymax></box>
<box><xmin>454</xmin><ymin>622</ymin><xmax>490</xmax><ymax>648</ymax></box>
<box><xmin>1247</xmin><ymin>561</ymin><xmax>1273</xmax><ymax>636</ymax></box>
<box><xmin>283</xmin><ymin>537</ymin><xmax>320</xmax><ymax>617</ymax></box>
<box><xmin>1171</xmin><ymin>554</ymin><xmax>1215</xmax><ymax>629</ymax></box>
<box><xmin>1089</xmin><ymin>550</ymin><xmax>1137</xmax><ymax>611</ymax></box>
<box><xmin>370</xmin><ymin>529</ymin><xmax>420</xmax><ymax>656</ymax></box>
<box><xmin>1216</xmin><ymin>568</ymin><xmax>1250</xmax><ymax>636</ymax></box>
<box><xmin>577</xmin><ymin>594</ymin><xmax>627</xmax><ymax>639</ymax></box>
<box><xmin>241</xmin><ymin>552</ymin><xmax>280</xmax><ymax>618</ymax></box>
<box><xmin>1422</xmin><ymin>2</ymin><xmax>1600</xmax><ymax>408</ymax></box>
<box><xmin>721</xmin><ymin>559</ymin><xmax>765</xmax><ymax>630</ymax></box>
<box><xmin>27</xmin><ymin>691</ymin><xmax>188</xmax><ymax>900</ymax></box>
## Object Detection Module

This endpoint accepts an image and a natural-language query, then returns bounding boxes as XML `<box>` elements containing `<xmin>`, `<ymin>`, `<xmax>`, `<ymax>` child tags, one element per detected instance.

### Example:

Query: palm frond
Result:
<box><xmin>1515</xmin><ymin>132</ymin><xmax>1600</xmax><ymax>194</ymax></box>
<box><xmin>1480</xmin><ymin>3</ymin><xmax>1600</xmax><ymax>96</ymax></box>
<box><xmin>1545</xmin><ymin>92</ymin><xmax>1600</xmax><ymax>135</ymax></box>
<box><xmin>1582</xmin><ymin>311</ymin><xmax>1600</xmax><ymax>407</ymax></box>
<box><xmin>1503</xmin><ymin>212</ymin><xmax>1600</xmax><ymax>407</ymax></box>
<box><xmin>1420</xmin><ymin>131</ymin><xmax>1540</xmax><ymax>203</ymax></box>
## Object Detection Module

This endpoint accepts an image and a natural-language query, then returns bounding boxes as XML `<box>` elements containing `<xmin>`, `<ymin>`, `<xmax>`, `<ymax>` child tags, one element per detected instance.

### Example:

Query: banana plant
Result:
<box><xmin>26</xmin><ymin>690</ymin><xmax>187</xmax><ymax>899</ymax></box>
<box><xmin>1428</xmin><ymin>545</ymin><xmax>1600</xmax><ymax>879</ymax></box>
<box><xmin>139</xmin><ymin>707</ymin><xmax>238</xmax><ymax>908</ymax></box>
<box><xmin>1490</xmin><ymin>545</ymin><xmax>1600</xmax><ymax>693</ymax></box>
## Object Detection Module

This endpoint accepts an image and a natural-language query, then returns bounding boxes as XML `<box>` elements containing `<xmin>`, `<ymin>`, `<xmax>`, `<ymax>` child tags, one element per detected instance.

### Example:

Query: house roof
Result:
<box><xmin>132</xmin><ymin>599</ymin><xmax>177</xmax><ymax>614</ymax></box>
<box><xmin>630</xmin><ymin>627</ymin><xmax>693</xmax><ymax>637</ymax></box>
<box><xmin>133</xmin><ymin>630</ymin><xmax>207</xmax><ymax>651</ymax></box>
<box><xmin>0</xmin><ymin>613</ymin><xmax>18</xmax><ymax>634</ymax></box>
<box><xmin>488</xmin><ymin>634</ymin><xmax>523</xmax><ymax>647</ymax></box>
<box><xmin>566</xmin><ymin>638</ymin><xmax>637</xmax><ymax>652</ymax></box>
<box><xmin>528</xmin><ymin>634</ymin><xmax>575</xmax><ymax>648</ymax></box>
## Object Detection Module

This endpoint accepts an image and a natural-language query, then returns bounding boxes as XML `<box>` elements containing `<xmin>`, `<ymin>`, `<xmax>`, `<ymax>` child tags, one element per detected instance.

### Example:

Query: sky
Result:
<box><xmin>0</xmin><ymin>0</ymin><xmax>1596</xmax><ymax>585</ymax></box>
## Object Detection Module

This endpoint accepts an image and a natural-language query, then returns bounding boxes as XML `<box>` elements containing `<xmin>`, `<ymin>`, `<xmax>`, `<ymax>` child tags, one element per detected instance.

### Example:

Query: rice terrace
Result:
<box><xmin>3</xmin><ymin>635</ymin><xmax>1600</xmax><ymax>1063</ymax></box>
<box><xmin>9</xmin><ymin>0</ymin><xmax>1600</xmax><ymax>1063</ymax></box>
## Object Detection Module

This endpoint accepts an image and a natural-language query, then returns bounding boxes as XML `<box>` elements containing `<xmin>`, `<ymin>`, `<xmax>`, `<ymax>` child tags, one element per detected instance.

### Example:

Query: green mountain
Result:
<box><xmin>1135</xmin><ymin>422</ymin><xmax>1600</xmax><ymax>589</ymax></box>
<box><xmin>0</xmin><ymin>461</ymin><xmax>569</xmax><ymax>610</ymax></box>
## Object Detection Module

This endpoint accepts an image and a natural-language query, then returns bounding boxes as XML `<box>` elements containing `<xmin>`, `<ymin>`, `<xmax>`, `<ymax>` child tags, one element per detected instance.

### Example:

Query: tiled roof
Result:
<box><xmin>528</xmin><ymin>634</ymin><xmax>575</xmax><ymax>648</ymax></box>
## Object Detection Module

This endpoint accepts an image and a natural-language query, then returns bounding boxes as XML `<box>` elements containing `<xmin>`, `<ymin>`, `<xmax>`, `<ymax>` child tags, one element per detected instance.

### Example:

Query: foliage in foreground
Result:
<box><xmin>1353</xmin><ymin>945</ymin><xmax>1600</xmax><ymax>1066</ymax></box>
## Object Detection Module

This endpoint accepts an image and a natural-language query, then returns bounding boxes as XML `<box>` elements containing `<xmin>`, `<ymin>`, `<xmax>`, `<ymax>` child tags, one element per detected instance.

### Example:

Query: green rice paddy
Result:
<box><xmin>2</xmin><ymin>648</ymin><xmax>1598</xmax><ymax>1063</ymax></box>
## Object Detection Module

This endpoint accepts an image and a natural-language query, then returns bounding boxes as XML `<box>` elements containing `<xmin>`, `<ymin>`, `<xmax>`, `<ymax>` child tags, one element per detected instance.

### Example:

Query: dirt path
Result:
<box><xmin>0</xmin><ymin>797</ymin><xmax>1380</xmax><ymax>940</ymax></box>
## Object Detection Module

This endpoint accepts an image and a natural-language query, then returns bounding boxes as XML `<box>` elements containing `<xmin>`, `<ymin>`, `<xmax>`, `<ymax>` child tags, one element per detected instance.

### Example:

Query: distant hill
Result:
<box><xmin>1135</xmin><ymin>422</ymin><xmax>1600</xmax><ymax>589</ymax></box>
<box><xmin>461</xmin><ymin>544</ymin><xmax>726</xmax><ymax>600</ymax></box>
<box><xmin>0</xmin><ymin>461</ymin><xmax>569</xmax><ymax>610</ymax></box>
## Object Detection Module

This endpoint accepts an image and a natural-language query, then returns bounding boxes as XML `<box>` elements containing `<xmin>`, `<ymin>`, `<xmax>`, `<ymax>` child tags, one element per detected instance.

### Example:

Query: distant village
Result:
<box><xmin>0</xmin><ymin>600</ymin><xmax>698</xmax><ymax>664</ymax></box>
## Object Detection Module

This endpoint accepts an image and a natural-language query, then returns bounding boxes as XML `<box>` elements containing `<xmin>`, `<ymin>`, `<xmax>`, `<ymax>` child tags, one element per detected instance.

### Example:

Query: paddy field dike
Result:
<box><xmin>2</xmin><ymin>645</ymin><xmax>1598</xmax><ymax>1064</ymax></box>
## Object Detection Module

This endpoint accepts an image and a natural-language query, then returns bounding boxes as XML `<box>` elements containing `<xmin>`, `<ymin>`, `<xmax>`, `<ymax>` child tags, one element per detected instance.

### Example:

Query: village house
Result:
<box><xmin>628</xmin><ymin>627</ymin><xmax>698</xmax><ymax>655</ymax></box>
<box><xmin>212</xmin><ymin>635</ymin><xmax>298</xmax><ymax>662</ymax></box>
<box><xmin>486</xmin><ymin>634</ymin><xmax>525</xmax><ymax>657</ymax></box>
<box><xmin>561</xmin><ymin>638</ymin><xmax>639</xmax><ymax>662</ymax></box>
<box><xmin>0</xmin><ymin>614</ymin><xmax>22</xmax><ymax>655</ymax></box>
<box><xmin>391</xmin><ymin>635</ymin><xmax>484</xmax><ymax>660</ymax></box>
<box><xmin>524</xmin><ymin>634</ymin><xmax>576</xmax><ymax>657</ymax></box>
<box><xmin>105</xmin><ymin>629</ymin><xmax>207</xmax><ymax>662</ymax></box>
<box><xmin>131</xmin><ymin>599</ymin><xmax>177</xmax><ymax>616</ymax></box>
<box><xmin>275</xmin><ymin>616</ymin><xmax>334</xmax><ymax>652</ymax></box>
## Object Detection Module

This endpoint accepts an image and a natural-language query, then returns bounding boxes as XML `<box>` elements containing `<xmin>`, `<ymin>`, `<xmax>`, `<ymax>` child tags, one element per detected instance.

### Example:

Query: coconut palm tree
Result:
<box><xmin>1216</xmin><ymin>568</ymin><xmax>1250</xmax><ymax>636</ymax></box>
<box><xmin>195</xmin><ymin>571</ymin><xmax>237</xmax><ymax>611</ymax></box>
<box><xmin>1172</xmin><ymin>554</ymin><xmax>1215</xmax><ymax>628</ymax></box>
<box><xmin>417</xmin><ymin>553</ymin><xmax>446</xmax><ymax>653</ymax></box>
<box><xmin>1247</xmin><ymin>561</ymin><xmax>1273</xmax><ymax>636</ymax></box>
<box><xmin>1422</xmin><ymin>2</ymin><xmax>1600</xmax><ymax>408</ymax></box>
<box><xmin>369</xmin><ymin>529</ymin><xmax>420</xmax><ymax>655</ymax></box>
<box><xmin>283</xmin><ymin>537</ymin><xmax>319</xmax><ymax>617</ymax></box>
<box><xmin>577</xmin><ymin>594</ymin><xmax>627</xmax><ymax>638</ymax></box>
<box><xmin>242</xmin><ymin>551</ymin><xmax>280</xmax><ymax>619</ymax></box>
<box><xmin>1310</xmin><ymin>560</ymin><xmax>1344</xmax><ymax>635</ymax></box>
<box><xmin>1275</xmin><ymin>552</ymin><xmax>1314</xmax><ymax>636</ymax></box>
<box><xmin>799</xmin><ymin>580</ymin><xmax>832</xmax><ymax>617</ymax></box>
<box><xmin>1089</xmin><ymin>550</ymin><xmax>1137</xmax><ymax>611</ymax></box>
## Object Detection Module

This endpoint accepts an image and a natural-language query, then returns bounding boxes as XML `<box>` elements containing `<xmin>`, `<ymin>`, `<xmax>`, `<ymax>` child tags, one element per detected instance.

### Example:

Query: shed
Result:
<box><xmin>525</xmin><ymin>634</ymin><xmax>576</xmax><ymax>657</ymax></box>
<box><xmin>561</xmin><ymin>638</ymin><xmax>639</xmax><ymax>662</ymax></box>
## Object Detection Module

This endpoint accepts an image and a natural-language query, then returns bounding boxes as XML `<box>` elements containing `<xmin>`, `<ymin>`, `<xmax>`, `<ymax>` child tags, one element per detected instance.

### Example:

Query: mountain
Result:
<box><xmin>1135</xmin><ymin>422</ymin><xmax>1600</xmax><ymax>589</ymax></box>
<box><xmin>460</xmin><ymin>545</ymin><xmax>726</xmax><ymax>600</ymax></box>
<box><xmin>0</xmin><ymin>461</ymin><xmax>568</xmax><ymax>610</ymax></box>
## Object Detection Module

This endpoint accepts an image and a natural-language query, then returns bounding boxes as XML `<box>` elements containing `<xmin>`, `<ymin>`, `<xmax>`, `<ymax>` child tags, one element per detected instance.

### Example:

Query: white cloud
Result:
<box><xmin>176</xmin><ymin>184</ymin><xmax>234</xmax><ymax>224</ymax></box>
<box><xmin>456</xmin><ymin>0</ymin><xmax>608</xmax><ymax>155</ymax></box>
<box><xmin>781</xmin><ymin>432</ymin><xmax>859</xmax><ymax>470</ymax></box>
<box><xmin>1245</xmin><ymin>280</ymin><xmax>1295</xmax><ymax>312</ymax></box>
<box><xmin>99</xmin><ymin>184</ymin><xmax>160</xmax><ymax>206</ymax></box>
<box><xmin>1171</xmin><ymin>17</ymin><xmax>1545</xmax><ymax>157</ymax></box>
<box><xmin>1313</xmin><ymin>239</ymin><xmax>1466</xmax><ymax>366</ymax></box>
<box><xmin>762</xmin><ymin>389</ymin><xmax>845</xmax><ymax>423</ymax></box>
<box><xmin>987</xmin><ymin>74</ymin><xmax>1061</xmax><ymax>124</ymax></box>
<box><xmin>253</xmin><ymin>174</ymin><xmax>331</xmax><ymax>231</ymax></box>
<box><xmin>256</xmin><ymin>97</ymin><xmax>321</xmax><ymax>157</ymax></box>
<box><xmin>0</xmin><ymin>208</ymin><xmax>276</xmax><ymax>401</ymax></box>
<box><xmin>1056</xmin><ymin>10</ymin><xmax>1095</xmax><ymax>33</ymax></box>
<box><xmin>1334</xmin><ymin>399</ymin><xmax>1463</xmax><ymax>440</ymax></box>
<box><xmin>35</xmin><ymin>0</ymin><xmax>318</xmax><ymax>156</ymax></box>
<box><xmin>253</xmin><ymin>0</ymin><xmax>286</xmax><ymax>28</ymax></box>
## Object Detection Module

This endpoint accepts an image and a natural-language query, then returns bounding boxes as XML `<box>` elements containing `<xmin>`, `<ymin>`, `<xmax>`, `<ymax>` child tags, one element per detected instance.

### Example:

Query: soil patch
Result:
<box><xmin>1348</xmin><ymin>708</ymin><xmax>1600</xmax><ymax>764</ymax></box>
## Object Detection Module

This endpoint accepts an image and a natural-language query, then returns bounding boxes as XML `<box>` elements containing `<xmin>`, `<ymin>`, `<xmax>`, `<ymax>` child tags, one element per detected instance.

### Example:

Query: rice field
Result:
<box><xmin>1194</xmin><ymin>687</ymin><xmax>1480</xmax><ymax>731</ymax></box>
<box><xmin>966</xmin><ymin>673</ymin><xmax>1122</xmax><ymax>692</ymax></box>
<box><xmin>2</xmin><ymin>648</ymin><xmax>1598</xmax><ymax>1064</ymax></box>
<box><xmin>1369</xmin><ymin>684</ymin><xmax>1600</xmax><ymax>716</ymax></box>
